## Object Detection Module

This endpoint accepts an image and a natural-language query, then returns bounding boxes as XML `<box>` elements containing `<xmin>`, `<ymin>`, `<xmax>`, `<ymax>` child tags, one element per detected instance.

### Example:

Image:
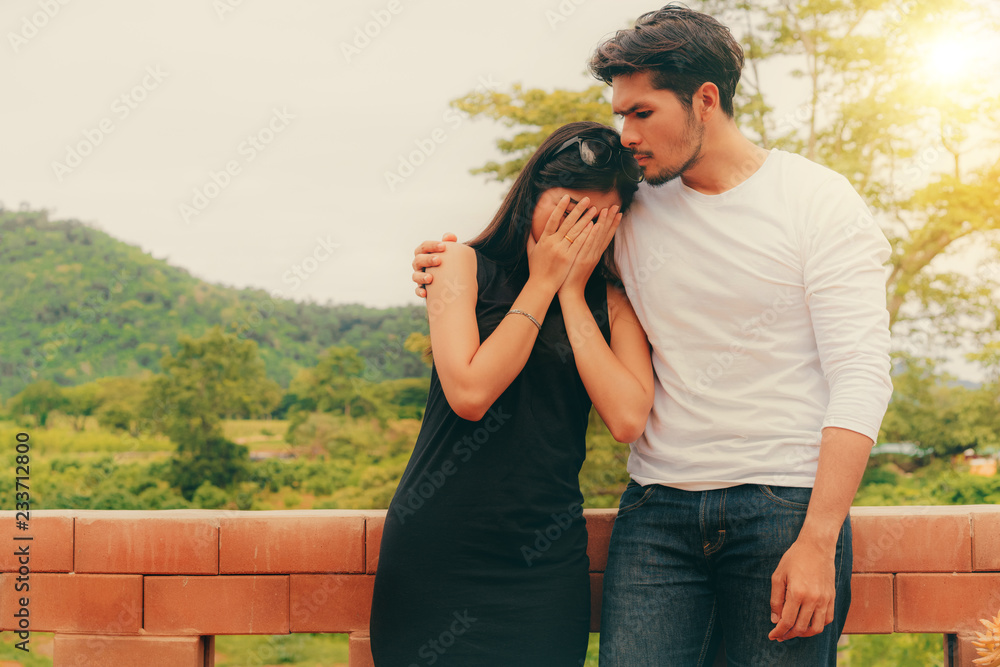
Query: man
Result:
<box><xmin>411</xmin><ymin>6</ymin><xmax>892</xmax><ymax>665</ymax></box>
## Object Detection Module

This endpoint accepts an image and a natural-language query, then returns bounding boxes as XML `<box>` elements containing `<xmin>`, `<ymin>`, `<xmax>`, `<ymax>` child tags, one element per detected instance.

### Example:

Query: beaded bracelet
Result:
<box><xmin>506</xmin><ymin>309</ymin><xmax>541</xmax><ymax>331</ymax></box>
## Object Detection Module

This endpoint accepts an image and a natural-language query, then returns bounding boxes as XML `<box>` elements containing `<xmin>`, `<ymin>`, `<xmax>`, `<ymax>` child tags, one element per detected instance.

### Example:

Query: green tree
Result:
<box><xmin>450</xmin><ymin>83</ymin><xmax>616</xmax><ymax>182</ymax></box>
<box><xmin>404</xmin><ymin>331</ymin><xmax>432</xmax><ymax>368</ymax></box>
<box><xmin>93</xmin><ymin>375</ymin><xmax>149</xmax><ymax>436</ymax></box>
<box><xmin>62</xmin><ymin>382</ymin><xmax>101</xmax><ymax>431</ymax></box>
<box><xmin>0</xmin><ymin>209</ymin><xmax>429</xmax><ymax>400</ymax></box>
<box><xmin>879</xmin><ymin>355</ymin><xmax>1000</xmax><ymax>456</ymax></box>
<box><xmin>369</xmin><ymin>378</ymin><xmax>431</xmax><ymax>420</ymax></box>
<box><xmin>450</xmin><ymin>1</ymin><xmax>1000</xmax><ymax>349</ymax></box>
<box><xmin>688</xmin><ymin>0</ymin><xmax>1000</xmax><ymax>340</ymax></box>
<box><xmin>6</xmin><ymin>380</ymin><xmax>66</xmax><ymax>427</ymax></box>
<box><xmin>143</xmin><ymin>326</ymin><xmax>281</xmax><ymax>498</ymax></box>
<box><xmin>286</xmin><ymin>346</ymin><xmax>377</xmax><ymax>434</ymax></box>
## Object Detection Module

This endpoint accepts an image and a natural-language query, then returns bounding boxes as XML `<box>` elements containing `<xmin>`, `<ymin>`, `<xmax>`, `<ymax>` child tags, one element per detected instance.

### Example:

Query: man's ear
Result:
<box><xmin>693</xmin><ymin>81</ymin><xmax>720</xmax><ymax>122</ymax></box>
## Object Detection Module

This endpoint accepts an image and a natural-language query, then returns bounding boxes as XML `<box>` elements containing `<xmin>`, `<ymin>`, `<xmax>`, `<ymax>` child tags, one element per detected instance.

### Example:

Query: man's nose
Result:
<box><xmin>620</xmin><ymin>118</ymin><xmax>640</xmax><ymax>150</ymax></box>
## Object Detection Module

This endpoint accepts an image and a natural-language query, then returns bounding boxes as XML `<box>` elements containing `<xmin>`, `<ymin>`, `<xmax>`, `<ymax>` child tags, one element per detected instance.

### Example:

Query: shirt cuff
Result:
<box><xmin>821</xmin><ymin>416</ymin><xmax>881</xmax><ymax>443</ymax></box>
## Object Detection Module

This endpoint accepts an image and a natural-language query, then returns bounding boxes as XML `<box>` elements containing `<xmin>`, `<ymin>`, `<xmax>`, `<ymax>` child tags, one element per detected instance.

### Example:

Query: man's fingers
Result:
<box><xmin>794</xmin><ymin>596</ymin><xmax>835</xmax><ymax>638</ymax></box>
<box><xmin>769</xmin><ymin>572</ymin><xmax>786</xmax><ymax>623</ymax></box>
<box><xmin>411</xmin><ymin>269</ymin><xmax>432</xmax><ymax>299</ymax></box>
<box><xmin>770</xmin><ymin>597</ymin><xmax>801</xmax><ymax>641</ymax></box>
<box><xmin>806</xmin><ymin>606</ymin><xmax>827</xmax><ymax>636</ymax></box>
<box><xmin>788</xmin><ymin>598</ymin><xmax>818</xmax><ymax>639</ymax></box>
<box><xmin>412</xmin><ymin>253</ymin><xmax>442</xmax><ymax>272</ymax></box>
<box><xmin>768</xmin><ymin>570</ymin><xmax>789</xmax><ymax>640</ymax></box>
<box><xmin>413</xmin><ymin>239</ymin><xmax>445</xmax><ymax>257</ymax></box>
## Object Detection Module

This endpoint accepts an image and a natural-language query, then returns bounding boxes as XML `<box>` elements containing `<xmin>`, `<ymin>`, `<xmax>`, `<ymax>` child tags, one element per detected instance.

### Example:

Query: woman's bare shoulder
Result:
<box><xmin>426</xmin><ymin>242</ymin><xmax>478</xmax><ymax>294</ymax></box>
<box><xmin>429</xmin><ymin>241</ymin><xmax>476</xmax><ymax>269</ymax></box>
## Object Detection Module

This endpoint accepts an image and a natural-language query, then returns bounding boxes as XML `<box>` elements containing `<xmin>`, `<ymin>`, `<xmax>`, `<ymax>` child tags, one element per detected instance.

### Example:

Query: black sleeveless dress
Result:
<box><xmin>369</xmin><ymin>248</ymin><xmax>611</xmax><ymax>666</ymax></box>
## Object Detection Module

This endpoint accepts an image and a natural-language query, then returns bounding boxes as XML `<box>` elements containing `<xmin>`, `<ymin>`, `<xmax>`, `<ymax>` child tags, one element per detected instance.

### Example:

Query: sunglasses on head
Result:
<box><xmin>552</xmin><ymin>136</ymin><xmax>645</xmax><ymax>183</ymax></box>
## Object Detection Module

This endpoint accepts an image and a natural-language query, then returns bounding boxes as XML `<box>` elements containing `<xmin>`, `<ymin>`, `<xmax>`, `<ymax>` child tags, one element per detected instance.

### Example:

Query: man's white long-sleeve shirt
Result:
<box><xmin>615</xmin><ymin>148</ymin><xmax>893</xmax><ymax>490</ymax></box>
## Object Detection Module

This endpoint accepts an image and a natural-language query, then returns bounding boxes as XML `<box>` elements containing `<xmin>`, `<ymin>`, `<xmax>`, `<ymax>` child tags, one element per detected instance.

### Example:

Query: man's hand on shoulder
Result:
<box><xmin>412</xmin><ymin>233</ymin><xmax>458</xmax><ymax>298</ymax></box>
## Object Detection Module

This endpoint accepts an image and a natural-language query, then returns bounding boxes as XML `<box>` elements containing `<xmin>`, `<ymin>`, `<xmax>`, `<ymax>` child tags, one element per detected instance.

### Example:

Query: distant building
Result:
<box><xmin>968</xmin><ymin>458</ymin><xmax>998</xmax><ymax>476</ymax></box>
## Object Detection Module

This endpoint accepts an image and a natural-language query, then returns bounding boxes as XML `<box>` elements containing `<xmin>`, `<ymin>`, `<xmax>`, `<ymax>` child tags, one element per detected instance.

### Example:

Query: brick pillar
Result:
<box><xmin>53</xmin><ymin>634</ymin><xmax>213</xmax><ymax>666</ymax></box>
<box><xmin>944</xmin><ymin>633</ymin><xmax>987</xmax><ymax>667</ymax></box>
<box><xmin>349</xmin><ymin>632</ymin><xmax>375</xmax><ymax>667</ymax></box>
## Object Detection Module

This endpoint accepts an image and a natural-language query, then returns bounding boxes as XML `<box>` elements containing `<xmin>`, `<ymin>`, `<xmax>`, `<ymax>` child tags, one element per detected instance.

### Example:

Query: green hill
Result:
<box><xmin>0</xmin><ymin>208</ymin><xmax>429</xmax><ymax>399</ymax></box>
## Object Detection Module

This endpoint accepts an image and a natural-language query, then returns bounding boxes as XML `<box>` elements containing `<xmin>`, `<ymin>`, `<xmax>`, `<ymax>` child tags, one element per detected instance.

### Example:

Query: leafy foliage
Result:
<box><xmin>450</xmin><ymin>83</ymin><xmax>616</xmax><ymax>182</ymax></box>
<box><xmin>856</xmin><ymin>458</ymin><xmax>1000</xmax><ymax>506</ymax></box>
<box><xmin>879</xmin><ymin>354</ymin><xmax>1000</xmax><ymax>456</ymax></box>
<box><xmin>838</xmin><ymin>632</ymin><xmax>943</xmax><ymax>666</ymax></box>
<box><xmin>6</xmin><ymin>379</ymin><xmax>66</xmax><ymax>427</ymax></box>
<box><xmin>141</xmin><ymin>326</ymin><xmax>281</xmax><ymax>498</ymax></box>
<box><xmin>0</xmin><ymin>209</ymin><xmax>430</xmax><ymax>400</ymax></box>
<box><xmin>449</xmin><ymin>0</ymin><xmax>1000</xmax><ymax>352</ymax></box>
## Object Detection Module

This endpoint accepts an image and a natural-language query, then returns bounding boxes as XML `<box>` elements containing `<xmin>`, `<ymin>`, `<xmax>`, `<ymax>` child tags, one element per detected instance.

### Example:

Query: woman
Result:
<box><xmin>369</xmin><ymin>121</ymin><xmax>655</xmax><ymax>666</ymax></box>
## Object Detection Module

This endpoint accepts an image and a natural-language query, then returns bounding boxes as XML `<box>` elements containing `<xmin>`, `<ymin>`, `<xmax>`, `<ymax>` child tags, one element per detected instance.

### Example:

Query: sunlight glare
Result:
<box><xmin>922</xmin><ymin>33</ymin><xmax>993</xmax><ymax>85</ymax></box>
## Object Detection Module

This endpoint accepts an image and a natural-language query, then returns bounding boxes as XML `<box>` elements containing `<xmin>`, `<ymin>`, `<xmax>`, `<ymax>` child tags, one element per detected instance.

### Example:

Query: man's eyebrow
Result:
<box><xmin>613</xmin><ymin>104</ymin><xmax>641</xmax><ymax>118</ymax></box>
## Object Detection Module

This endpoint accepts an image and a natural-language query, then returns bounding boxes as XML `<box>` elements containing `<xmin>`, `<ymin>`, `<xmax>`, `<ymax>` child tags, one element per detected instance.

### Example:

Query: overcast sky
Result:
<box><xmin>3</xmin><ymin>0</ymin><xmax>996</xmax><ymax>380</ymax></box>
<box><xmin>2</xmin><ymin>0</ymin><xmax>819</xmax><ymax>306</ymax></box>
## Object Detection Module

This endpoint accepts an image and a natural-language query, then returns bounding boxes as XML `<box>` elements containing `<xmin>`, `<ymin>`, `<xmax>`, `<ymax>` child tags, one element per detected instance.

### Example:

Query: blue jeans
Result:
<box><xmin>599</xmin><ymin>481</ymin><xmax>851</xmax><ymax>666</ymax></box>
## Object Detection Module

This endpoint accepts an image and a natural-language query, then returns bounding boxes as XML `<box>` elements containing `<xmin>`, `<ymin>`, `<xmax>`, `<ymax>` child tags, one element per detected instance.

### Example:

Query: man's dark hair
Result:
<box><xmin>589</xmin><ymin>4</ymin><xmax>744</xmax><ymax>118</ymax></box>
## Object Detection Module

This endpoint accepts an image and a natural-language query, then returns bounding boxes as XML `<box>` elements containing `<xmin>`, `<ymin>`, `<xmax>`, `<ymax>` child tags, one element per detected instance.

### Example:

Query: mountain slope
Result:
<box><xmin>0</xmin><ymin>209</ymin><xmax>429</xmax><ymax>399</ymax></box>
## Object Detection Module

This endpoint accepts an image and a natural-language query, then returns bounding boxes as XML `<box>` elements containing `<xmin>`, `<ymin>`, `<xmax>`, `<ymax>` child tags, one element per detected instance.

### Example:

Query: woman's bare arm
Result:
<box><xmin>425</xmin><ymin>242</ymin><xmax>554</xmax><ymax>421</ymax></box>
<box><xmin>554</xmin><ymin>205</ymin><xmax>654</xmax><ymax>442</ymax></box>
<box><xmin>559</xmin><ymin>284</ymin><xmax>654</xmax><ymax>442</ymax></box>
<box><xmin>426</xmin><ymin>196</ymin><xmax>600</xmax><ymax>420</ymax></box>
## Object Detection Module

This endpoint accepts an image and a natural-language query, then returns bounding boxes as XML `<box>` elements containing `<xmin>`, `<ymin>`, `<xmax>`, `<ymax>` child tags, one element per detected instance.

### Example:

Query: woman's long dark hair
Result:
<box><xmin>467</xmin><ymin>121</ymin><xmax>639</xmax><ymax>286</ymax></box>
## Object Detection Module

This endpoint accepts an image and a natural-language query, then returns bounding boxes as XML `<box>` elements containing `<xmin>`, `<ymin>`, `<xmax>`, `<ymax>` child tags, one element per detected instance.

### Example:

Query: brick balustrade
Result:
<box><xmin>2</xmin><ymin>506</ymin><xmax>999</xmax><ymax>666</ymax></box>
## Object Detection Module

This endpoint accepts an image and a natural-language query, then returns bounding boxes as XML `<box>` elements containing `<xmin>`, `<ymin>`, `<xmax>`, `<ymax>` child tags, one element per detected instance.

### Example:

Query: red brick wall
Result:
<box><xmin>1</xmin><ymin>506</ymin><xmax>998</xmax><ymax>666</ymax></box>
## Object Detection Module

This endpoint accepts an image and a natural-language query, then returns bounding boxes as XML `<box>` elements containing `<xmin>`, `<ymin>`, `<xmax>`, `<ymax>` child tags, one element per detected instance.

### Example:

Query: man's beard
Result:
<box><xmin>644</xmin><ymin>110</ymin><xmax>705</xmax><ymax>187</ymax></box>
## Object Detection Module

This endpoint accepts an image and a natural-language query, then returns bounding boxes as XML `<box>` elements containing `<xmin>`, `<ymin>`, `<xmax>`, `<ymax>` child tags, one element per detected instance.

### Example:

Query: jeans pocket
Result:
<box><xmin>617</xmin><ymin>483</ymin><xmax>656</xmax><ymax>517</ymax></box>
<box><xmin>756</xmin><ymin>484</ymin><xmax>811</xmax><ymax>511</ymax></box>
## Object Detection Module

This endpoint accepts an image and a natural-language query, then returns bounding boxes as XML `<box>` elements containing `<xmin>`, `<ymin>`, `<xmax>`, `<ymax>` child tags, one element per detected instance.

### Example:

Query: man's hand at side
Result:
<box><xmin>768</xmin><ymin>426</ymin><xmax>872</xmax><ymax>642</ymax></box>
<box><xmin>412</xmin><ymin>233</ymin><xmax>458</xmax><ymax>298</ymax></box>
<box><xmin>768</xmin><ymin>529</ymin><xmax>836</xmax><ymax>641</ymax></box>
